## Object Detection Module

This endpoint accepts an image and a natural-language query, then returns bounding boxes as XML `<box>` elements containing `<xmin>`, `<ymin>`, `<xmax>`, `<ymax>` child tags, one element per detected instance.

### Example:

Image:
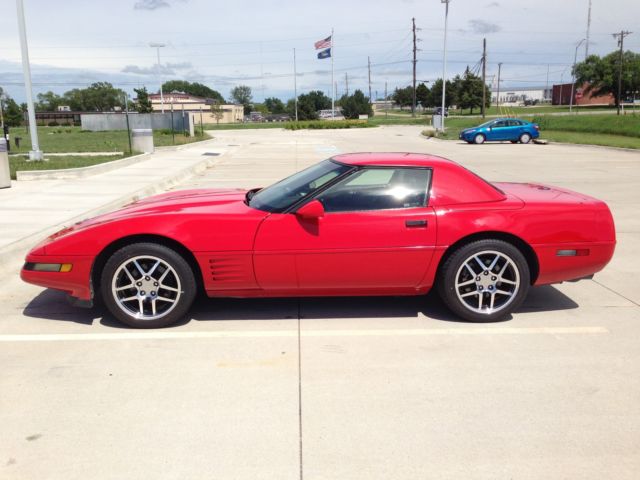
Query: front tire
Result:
<box><xmin>474</xmin><ymin>133</ymin><xmax>486</xmax><ymax>144</ymax></box>
<box><xmin>100</xmin><ymin>242</ymin><xmax>197</xmax><ymax>328</ymax></box>
<box><xmin>437</xmin><ymin>239</ymin><xmax>530</xmax><ymax>322</ymax></box>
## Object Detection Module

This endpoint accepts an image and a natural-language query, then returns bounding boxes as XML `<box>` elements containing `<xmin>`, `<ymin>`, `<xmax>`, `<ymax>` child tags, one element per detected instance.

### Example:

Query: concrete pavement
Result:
<box><xmin>1</xmin><ymin>126</ymin><xmax>639</xmax><ymax>480</ymax></box>
<box><xmin>0</xmin><ymin>139</ymin><xmax>228</xmax><ymax>269</ymax></box>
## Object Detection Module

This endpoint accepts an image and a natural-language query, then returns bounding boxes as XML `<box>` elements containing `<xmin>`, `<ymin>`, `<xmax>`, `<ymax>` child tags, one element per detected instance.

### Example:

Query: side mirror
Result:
<box><xmin>296</xmin><ymin>200</ymin><xmax>325</xmax><ymax>219</ymax></box>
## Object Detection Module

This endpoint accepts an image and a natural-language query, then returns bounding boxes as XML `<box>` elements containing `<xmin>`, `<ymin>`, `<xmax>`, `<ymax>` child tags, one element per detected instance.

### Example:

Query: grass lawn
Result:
<box><xmin>540</xmin><ymin>131</ymin><xmax>640</xmax><ymax>149</ymax></box>
<box><xmin>7</xmin><ymin>126</ymin><xmax>207</xmax><ymax>154</ymax></box>
<box><xmin>9</xmin><ymin>154</ymin><xmax>130</xmax><ymax>180</ymax></box>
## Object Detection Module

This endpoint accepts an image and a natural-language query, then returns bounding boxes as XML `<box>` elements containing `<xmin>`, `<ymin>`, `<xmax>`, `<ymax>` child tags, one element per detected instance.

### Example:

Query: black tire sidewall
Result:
<box><xmin>100</xmin><ymin>242</ymin><xmax>197</xmax><ymax>328</ymax></box>
<box><xmin>437</xmin><ymin>239</ymin><xmax>530</xmax><ymax>322</ymax></box>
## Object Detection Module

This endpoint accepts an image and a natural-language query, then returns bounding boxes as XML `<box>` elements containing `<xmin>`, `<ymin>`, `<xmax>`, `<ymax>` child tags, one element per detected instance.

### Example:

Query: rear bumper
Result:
<box><xmin>534</xmin><ymin>241</ymin><xmax>616</xmax><ymax>285</ymax></box>
<box><xmin>20</xmin><ymin>253</ymin><xmax>94</xmax><ymax>300</ymax></box>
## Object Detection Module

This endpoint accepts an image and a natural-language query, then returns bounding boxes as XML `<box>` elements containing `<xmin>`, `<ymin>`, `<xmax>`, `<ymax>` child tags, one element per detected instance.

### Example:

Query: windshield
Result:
<box><xmin>477</xmin><ymin>120</ymin><xmax>496</xmax><ymax>128</ymax></box>
<box><xmin>249</xmin><ymin>159</ymin><xmax>353</xmax><ymax>212</ymax></box>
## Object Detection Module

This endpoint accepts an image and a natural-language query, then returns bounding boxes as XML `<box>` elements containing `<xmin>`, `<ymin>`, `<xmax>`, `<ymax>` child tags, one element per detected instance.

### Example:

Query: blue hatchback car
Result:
<box><xmin>459</xmin><ymin>118</ymin><xmax>540</xmax><ymax>144</ymax></box>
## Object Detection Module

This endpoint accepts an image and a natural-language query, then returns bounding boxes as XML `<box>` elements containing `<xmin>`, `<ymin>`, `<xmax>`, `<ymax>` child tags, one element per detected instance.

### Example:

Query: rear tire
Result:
<box><xmin>100</xmin><ymin>242</ymin><xmax>197</xmax><ymax>328</ymax></box>
<box><xmin>437</xmin><ymin>239</ymin><xmax>530</xmax><ymax>322</ymax></box>
<box><xmin>519</xmin><ymin>133</ymin><xmax>532</xmax><ymax>144</ymax></box>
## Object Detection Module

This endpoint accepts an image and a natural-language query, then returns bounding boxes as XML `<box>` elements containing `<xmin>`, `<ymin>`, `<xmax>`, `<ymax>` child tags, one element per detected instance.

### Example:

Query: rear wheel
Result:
<box><xmin>100</xmin><ymin>242</ymin><xmax>197</xmax><ymax>328</ymax></box>
<box><xmin>437</xmin><ymin>239</ymin><xmax>530</xmax><ymax>322</ymax></box>
<box><xmin>474</xmin><ymin>133</ymin><xmax>486</xmax><ymax>144</ymax></box>
<box><xmin>519</xmin><ymin>133</ymin><xmax>532</xmax><ymax>144</ymax></box>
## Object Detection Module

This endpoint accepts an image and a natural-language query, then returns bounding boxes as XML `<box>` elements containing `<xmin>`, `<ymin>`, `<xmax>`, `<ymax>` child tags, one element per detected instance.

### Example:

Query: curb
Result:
<box><xmin>16</xmin><ymin>153</ymin><xmax>150</xmax><ymax>181</ymax></box>
<box><xmin>0</xmin><ymin>154</ymin><xmax>221</xmax><ymax>274</ymax></box>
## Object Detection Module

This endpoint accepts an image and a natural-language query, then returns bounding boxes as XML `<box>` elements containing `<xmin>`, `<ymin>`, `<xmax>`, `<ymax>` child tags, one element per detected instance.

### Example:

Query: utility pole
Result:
<box><xmin>440</xmin><ymin>0</ymin><xmax>451</xmax><ymax>131</ymax></box>
<box><xmin>293</xmin><ymin>48</ymin><xmax>298</xmax><ymax>121</ymax></box>
<box><xmin>385</xmin><ymin>81</ymin><xmax>388</xmax><ymax>119</ymax></box>
<box><xmin>481</xmin><ymin>38</ymin><xmax>487</xmax><ymax>118</ymax></box>
<box><xmin>345</xmin><ymin>72</ymin><xmax>349</xmax><ymax>96</ymax></box>
<box><xmin>545</xmin><ymin>64</ymin><xmax>550</xmax><ymax>102</ymax></box>
<box><xmin>495</xmin><ymin>63</ymin><xmax>502</xmax><ymax>108</ymax></box>
<box><xmin>16</xmin><ymin>0</ymin><xmax>42</xmax><ymax>161</ymax></box>
<box><xmin>368</xmin><ymin>56</ymin><xmax>372</xmax><ymax>105</ymax></box>
<box><xmin>585</xmin><ymin>0</ymin><xmax>592</xmax><ymax>59</ymax></box>
<box><xmin>613</xmin><ymin>30</ymin><xmax>632</xmax><ymax>115</ymax></box>
<box><xmin>570</xmin><ymin>39</ymin><xmax>586</xmax><ymax>113</ymax></box>
<box><xmin>150</xmin><ymin>42</ymin><xmax>166</xmax><ymax>113</ymax></box>
<box><xmin>412</xmin><ymin>17</ymin><xmax>417</xmax><ymax>117</ymax></box>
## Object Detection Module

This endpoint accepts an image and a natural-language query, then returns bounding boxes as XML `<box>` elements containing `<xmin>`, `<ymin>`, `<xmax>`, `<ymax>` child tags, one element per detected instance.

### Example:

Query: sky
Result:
<box><xmin>1</xmin><ymin>0</ymin><xmax>639</xmax><ymax>103</ymax></box>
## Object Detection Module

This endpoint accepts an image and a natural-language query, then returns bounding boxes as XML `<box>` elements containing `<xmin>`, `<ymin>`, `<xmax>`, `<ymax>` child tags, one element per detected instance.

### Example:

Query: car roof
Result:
<box><xmin>331</xmin><ymin>152</ymin><xmax>458</xmax><ymax>168</ymax></box>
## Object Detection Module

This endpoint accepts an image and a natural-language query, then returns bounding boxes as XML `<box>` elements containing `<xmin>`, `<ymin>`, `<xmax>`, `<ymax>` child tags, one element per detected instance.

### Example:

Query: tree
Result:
<box><xmin>161</xmin><ymin>80</ymin><xmax>224</xmax><ymax>103</ymax></box>
<box><xmin>230</xmin><ymin>85</ymin><xmax>253</xmax><ymax>115</ymax></box>
<box><xmin>340</xmin><ymin>89</ymin><xmax>373</xmax><ymax>119</ymax></box>
<box><xmin>36</xmin><ymin>91</ymin><xmax>64</xmax><ymax>111</ymax></box>
<box><xmin>4</xmin><ymin>97</ymin><xmax>23</xmax><ymax>126</ymax></box>
<box><xmin>264</xmin><ymin>97</ymin><xmax>285</xmax><ymax>114</ymax></box>
<box><xmin>392</xmin><ymin>86</ymin><xmax>413</xmax><ymax>109</ymax></box>
<box><xmin>63</xmin><ymin>82</ymin><xmax>126</xmax><ymax>111</ymax></box>
<box><xmin>133</xmin><ymin>87</ymin><xmax>153</xmax><ymax>113</ymax></box>
<box><xmin>210</xmin><ymin>101</ymin><xmax>224</xmax><ymax>124</ymax></box>
<box><xmin>415</xmin><ymin>83</ymin><xmax>431</xmax><ymax>109</ymax></box>
<box><xmin>574</xmin><ymin>51</ymin><xmax>640</xmax><ymax>107</ymax></box>
<box><xmin>288</xmin><ymin>95</ymin><xmax>318</xmax><ymax>120</ymax></box>
<box><xmin>456</xmin><ymin>68</ymin><xmax>490</xmax><ymax>114</ymax></box>
<box><xmin>306</xmin><ymin>90</ymin><xmax>331</xmax><ymax>111</ymax></box>
<box><xmin>429</xmin><ymin>78</ymin><xmax>458</xmax><ymax>108</ymax></box>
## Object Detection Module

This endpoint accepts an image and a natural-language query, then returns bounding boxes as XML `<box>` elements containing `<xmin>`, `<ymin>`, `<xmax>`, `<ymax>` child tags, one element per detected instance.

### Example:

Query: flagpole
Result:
<box><xmin>331</xmin><ymin>28</ymin><xmax>335</xmax><ymax>120</ymax></box>
<box><xmin>293</xmin><ymin>48</ymin><xmax>298</xmax><ymax>122</ymax></box>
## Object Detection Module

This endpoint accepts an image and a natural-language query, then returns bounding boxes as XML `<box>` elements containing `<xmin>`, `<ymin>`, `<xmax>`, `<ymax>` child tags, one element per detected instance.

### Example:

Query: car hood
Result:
<box><xmin>44</xmin><ymin>188</ymin><xmax>254</xmax><ymax>243</ymax></box>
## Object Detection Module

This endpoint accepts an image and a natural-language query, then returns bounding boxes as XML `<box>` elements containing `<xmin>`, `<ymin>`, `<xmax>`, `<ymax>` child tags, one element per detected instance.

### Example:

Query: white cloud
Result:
<box><xmin>468</xmin><ymin>19</ymin><xmax>501</xmax><ymax>34</ymax></box>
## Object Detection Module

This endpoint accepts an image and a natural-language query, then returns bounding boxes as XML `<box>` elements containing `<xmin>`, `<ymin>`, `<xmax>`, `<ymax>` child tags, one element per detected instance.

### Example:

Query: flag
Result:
<box><xmin>317</xmin><ymin>48</ymin><xmax>331</xmax><ymax>59</ymax></box>
<box><xmin>314</xmin><ymin>35</ymin><xmax>332</xmax><ymax>50</ymax></box>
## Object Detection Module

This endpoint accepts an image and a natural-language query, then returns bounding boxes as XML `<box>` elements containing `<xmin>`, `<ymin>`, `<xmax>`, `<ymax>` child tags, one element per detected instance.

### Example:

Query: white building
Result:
<box><xmin>491</xmin><ymin>86</ymin><xmax>552</xmax><ymax>106</ymax></box>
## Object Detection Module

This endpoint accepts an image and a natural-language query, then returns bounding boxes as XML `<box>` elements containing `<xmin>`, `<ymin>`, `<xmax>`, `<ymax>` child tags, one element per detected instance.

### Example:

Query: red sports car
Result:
<box><xmin>21</xmin><ymin>153</ymin><xmax>616</xmax><ymax>328</ymax></box>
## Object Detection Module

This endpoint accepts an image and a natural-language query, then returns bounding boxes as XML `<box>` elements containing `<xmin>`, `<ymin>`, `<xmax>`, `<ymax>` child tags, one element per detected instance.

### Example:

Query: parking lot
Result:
<box><xmin>1</xmin><ymin>126</ymin><xmax>639</xmax><ymax>479</ymax></box>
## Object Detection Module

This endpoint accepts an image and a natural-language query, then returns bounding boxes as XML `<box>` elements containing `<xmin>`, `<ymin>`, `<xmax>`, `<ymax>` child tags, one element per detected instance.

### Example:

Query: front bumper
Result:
<box><xmin>21</xmin><ymin>253</ymin><xmax>94</xmax><ymax>300</ymax></box>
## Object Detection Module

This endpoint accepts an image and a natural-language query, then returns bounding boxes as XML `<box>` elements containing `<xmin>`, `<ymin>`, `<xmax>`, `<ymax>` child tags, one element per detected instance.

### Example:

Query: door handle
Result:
<box><xmin>405</xmin><ymin>219</ymin><xmax>428</xmax><ymax>228</ymax></box>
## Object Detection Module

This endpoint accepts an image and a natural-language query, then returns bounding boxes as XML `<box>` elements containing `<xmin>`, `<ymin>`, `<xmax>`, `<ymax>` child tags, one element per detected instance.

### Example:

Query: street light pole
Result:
<box><xmin>150</xmin><ymin>43</ymin><xmax>166</xmax><ymax>113</ymax></box>
<box><xmin>16</xmin><ymin>0</ymin><xmax>42</xmax><ymax>161</ymax></box>
<box><xmin>570</xmin><ymin>39</ymin><xmax>586</xmax><ymax>113</ymax></box>
<box><xmin>440</xmin><ymin>0</ymin><xmax>451</xmax><ymax>132</ymax></box>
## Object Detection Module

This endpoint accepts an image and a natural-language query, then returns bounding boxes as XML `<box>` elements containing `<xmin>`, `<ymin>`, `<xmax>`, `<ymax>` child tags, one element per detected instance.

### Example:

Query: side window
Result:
<box><xmin>316</xmin><ymin>168</ymin><xmax>431</xmax><ymax>213</ymax></box>
<box><xmin>493</xmin><ymin>120</ymin><xmax>507</xmax><ymax>127</ymax></box>
<box><xmin>508</xmin><ymin>120</ymin><xmax>522</xmax><ymax>127</ymax></box>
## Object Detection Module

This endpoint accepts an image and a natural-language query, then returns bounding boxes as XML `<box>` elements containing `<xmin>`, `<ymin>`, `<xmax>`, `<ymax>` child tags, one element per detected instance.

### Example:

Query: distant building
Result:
<box><xmin>149</xmin><ymin>92</ymin><xmax>243</xmax><ymax>123</ymax></box>
<box><xmin>551</xmin><ymin>82</ymin><xmax>615</xmax><ymax>106</ymax></box>
<box><xmin>56</xmin><ymin>105</ymin><xmax>71</xmax><ymax>112</ymax></box>
<box><xmin>491</xmin><ymin>86</ymin><xmax>552</xmax><ymax>106</ymax></box>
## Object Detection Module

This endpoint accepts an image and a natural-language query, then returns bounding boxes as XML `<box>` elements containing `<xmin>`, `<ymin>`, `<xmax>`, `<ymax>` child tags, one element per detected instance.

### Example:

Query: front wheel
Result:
<box><xmin>437</xmin><ymin>239</ymin><xmax>530</xmax><ymax>322</ymax></box>
<box><xmin>474</xmin><ymin>134</ymin><xmax>486</xmax><ymax>144</ymax></box>
<box><xmin>100</xmin><ymin>242</ymin><xmax>197</xmax><ymax>328</ymax></box>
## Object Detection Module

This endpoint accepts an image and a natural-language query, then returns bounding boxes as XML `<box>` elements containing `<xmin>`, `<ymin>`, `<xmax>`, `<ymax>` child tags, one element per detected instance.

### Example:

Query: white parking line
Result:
<box><xmin>0</xmin><ymin>326</ymin><xmax>608</xmax><ymax>342</ymax></box>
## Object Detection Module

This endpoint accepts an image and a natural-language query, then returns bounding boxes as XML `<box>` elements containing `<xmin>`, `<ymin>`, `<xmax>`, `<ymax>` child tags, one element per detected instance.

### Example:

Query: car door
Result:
<box><xmin>506</xmin><ymin>119</ymin><xmax>524</xmax><ymax>140</ymax></box>
<box><xmin>253</xmin><ymin>167</ymin><xmax>437</xmax><ymax>293</ymax></box>
<box><xmin>488</xmin><ymin>120</ymin><xmax>509</xmax><ymax>141</ymax></box>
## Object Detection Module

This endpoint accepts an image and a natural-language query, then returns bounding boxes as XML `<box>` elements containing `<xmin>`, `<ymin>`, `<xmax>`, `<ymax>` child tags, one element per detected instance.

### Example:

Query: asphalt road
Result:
<box><xmin>1</xmin><ymin>126</ymin><xmax>639</xmax><ymax>480</ymax></box>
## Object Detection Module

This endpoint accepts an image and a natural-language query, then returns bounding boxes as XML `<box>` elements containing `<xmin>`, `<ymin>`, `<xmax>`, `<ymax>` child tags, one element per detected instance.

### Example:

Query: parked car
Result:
<box><xmin>21</xmin><ymin>153</ymin><xmax>615</xmax><ymax>328</ymax></box>
<box><xmin>459</xmin><ymin>118</ymin><xmax>540</xmax><ymax>144</ymax></box>
<box><xmin>433</xmin><ymin>107</ymin><xmax>449</xmax><ymax>117</ymax></box>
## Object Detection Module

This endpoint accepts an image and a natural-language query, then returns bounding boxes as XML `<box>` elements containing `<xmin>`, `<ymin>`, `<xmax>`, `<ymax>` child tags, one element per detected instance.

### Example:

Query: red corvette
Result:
<box><xmin>21</xmin><ymin>153</ymin><xmax>615</xmax><ymax>328</ymax></box>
